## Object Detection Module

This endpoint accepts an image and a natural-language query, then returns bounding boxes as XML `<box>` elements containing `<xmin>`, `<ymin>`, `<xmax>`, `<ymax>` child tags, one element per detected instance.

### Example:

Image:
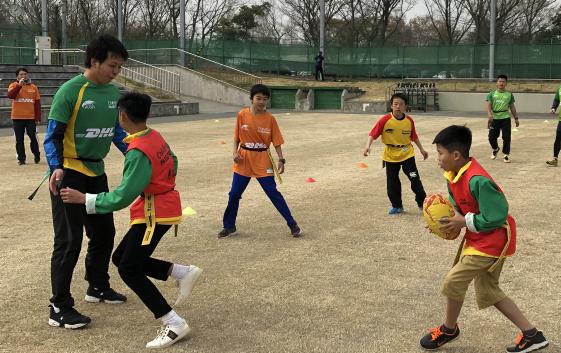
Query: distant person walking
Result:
<box><xmin>7</xmin><ymin>67</ymin><xmax>41</xmax><ymax>165</ymax></box>
<box><xmin>314</xmin><ymin>51</ymin><xmax>325</xmax><ymax>81</ymax></box>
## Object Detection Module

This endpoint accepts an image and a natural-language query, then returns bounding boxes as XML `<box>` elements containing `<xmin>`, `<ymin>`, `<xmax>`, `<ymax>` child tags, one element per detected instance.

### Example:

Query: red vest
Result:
<box><xmin>448</xmin><ymin>158</ymin><xmax>516</xmax><ymax>257</ymax></box>
<box><xmin>128</xmin><ymin>129</ymin><xmax>182</xmax><ymax>223</ymax></box>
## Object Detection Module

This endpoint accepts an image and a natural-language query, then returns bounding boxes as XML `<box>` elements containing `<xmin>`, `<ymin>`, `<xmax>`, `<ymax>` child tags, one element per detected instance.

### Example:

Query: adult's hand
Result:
<box><xmin>49</xmin><ymin>169</ymin><xmax>63</xmax><ymax>195</ymax></box>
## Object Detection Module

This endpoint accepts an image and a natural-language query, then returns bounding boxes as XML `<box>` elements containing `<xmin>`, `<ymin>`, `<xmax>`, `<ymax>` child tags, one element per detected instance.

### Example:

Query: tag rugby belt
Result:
<box><xmin>241</xmin><ymin>145</ymin><xmax>267</xmax><ymax>152</ymax></box>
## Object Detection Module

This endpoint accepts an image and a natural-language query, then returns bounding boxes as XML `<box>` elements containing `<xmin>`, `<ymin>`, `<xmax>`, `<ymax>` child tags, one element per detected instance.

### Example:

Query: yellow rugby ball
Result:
<box><xmin>423</xmin><ymin>194</ymin><xmax>460</xmax><ymax>240</ymax></box>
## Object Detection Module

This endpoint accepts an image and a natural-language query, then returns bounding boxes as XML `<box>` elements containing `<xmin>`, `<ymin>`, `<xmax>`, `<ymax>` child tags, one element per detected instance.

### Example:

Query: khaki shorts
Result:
<box><xmin>441</xmin><ymin>255</ymin><xmax>506</xmax><ymax>309</ymax></box>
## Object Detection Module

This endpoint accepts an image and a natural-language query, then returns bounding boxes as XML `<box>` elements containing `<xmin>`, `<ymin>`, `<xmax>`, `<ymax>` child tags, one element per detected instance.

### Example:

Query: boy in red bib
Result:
<box><xmin>61</xmin><ymin>92</ymin><xmax>202</xmax><ymax>349</ymax></box>
<box><xmin>420</xmin><ymin>125</ymin><xmax>548</xmax><ymax>353</ymax></box>
<box><xmin>363</xmin><ymin>92</ymin><xmax>428</xmax><ymax>214</ymax></box>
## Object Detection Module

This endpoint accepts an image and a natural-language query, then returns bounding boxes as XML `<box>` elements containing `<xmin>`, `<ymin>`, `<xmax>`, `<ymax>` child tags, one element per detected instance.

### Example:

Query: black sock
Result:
<box><xmin>523</xmin><ymin>328</ymin><xmax>538</xmax><ymax>338</ymax></box>
<box><xmin>441</xmin><ymin>324</ymin><xmax>456</xmax><ymax>334</ymax></box>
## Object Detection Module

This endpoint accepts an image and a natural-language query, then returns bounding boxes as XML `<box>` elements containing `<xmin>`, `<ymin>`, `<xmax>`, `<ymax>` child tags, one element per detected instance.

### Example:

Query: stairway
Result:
<box><xmin>0</xmin><ymin>64</ymin><xmax>198</xmax><ymax>127</ymax></box>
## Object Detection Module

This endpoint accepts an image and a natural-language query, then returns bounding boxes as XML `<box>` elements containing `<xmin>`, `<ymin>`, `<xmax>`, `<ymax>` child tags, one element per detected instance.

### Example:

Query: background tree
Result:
<box><xmin>424</xmin><ymin>0</ymin><xmax>473</xmax><ymax>44</ymax></box>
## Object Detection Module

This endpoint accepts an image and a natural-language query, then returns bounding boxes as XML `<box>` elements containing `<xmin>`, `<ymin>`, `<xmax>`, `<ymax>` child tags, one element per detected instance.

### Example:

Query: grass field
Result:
<box><xmin>0</xmin><ymin>112</ymin><xmax>559</xmax><ymax>353</ymax></box>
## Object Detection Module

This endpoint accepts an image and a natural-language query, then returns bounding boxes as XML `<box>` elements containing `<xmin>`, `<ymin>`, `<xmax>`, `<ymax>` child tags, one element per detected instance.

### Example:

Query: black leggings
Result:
<box><xmin>553</xmin><ymin>121</ymin><xmax>561</xmax><ymax>158</ymax></box>
<box><xmin>112</xmin><ymin>224</ymin><xmax>173</xmax><ymax>319</ymax></box>
<box><xmin>488</xmin><ymin>118</ymin><xmax>512</xmax><ymax>155</ymax></box>
<box><xmin>50</xmin><ymin>169</ymin><xmax>115</xmax><ymax>309</ymax></box>
<box><xmin>385</xmin><ymin>157</ymin><xmax>427</xmax><ymax>209</ymax></box>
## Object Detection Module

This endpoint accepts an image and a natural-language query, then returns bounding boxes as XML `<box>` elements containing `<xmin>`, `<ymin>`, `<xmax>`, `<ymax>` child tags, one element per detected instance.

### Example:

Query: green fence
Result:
<box><xmin>4</xmin><ymin>33</ymin><xmax>561</xmax><ymax>79</ymax></box>
<box><xmin>127</xmin><ymin>39</ymin><xmax>561</xmax><ymax>80</ymax></box>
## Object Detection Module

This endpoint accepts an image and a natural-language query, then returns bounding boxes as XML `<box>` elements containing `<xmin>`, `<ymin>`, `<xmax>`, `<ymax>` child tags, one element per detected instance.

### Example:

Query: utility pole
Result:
<box><xmin>118</xmin><ymin>0</ymin><xmax>123</xmax><ymax>41</ymax></box>
<box><xmin>320</xmin><ymin>0</ymin><xmax>325</xmax><ymax>55</ymax></box>
<box><xmin>180</xmin><ymin>0</ymin><xmax>186</xmax><ymax>66</ymax></box>
<box><xmin>61</xmin><ymin>0</ymin><xmax>67</xmax><ymax>65</ymax></box>
<box><xmin>489</xmin><ymin>0</ymin><xmax>496</xmax><ymax>81</ymax></box>
<box><xmin>41</xmin><ymin>0</ymin><xmax>48</xmax><ymax>36</ymax></box>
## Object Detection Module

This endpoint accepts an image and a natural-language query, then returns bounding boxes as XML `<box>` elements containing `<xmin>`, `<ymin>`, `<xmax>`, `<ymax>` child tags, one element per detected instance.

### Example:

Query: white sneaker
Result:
<box><xmin>146</xmin><ymin>321</ymin><xmax>190</xmax><ymax>349</ymax></box>
<box><xmin>175</xmin><ymin>265</ymin><xmax>203</xmax><ymax>306</ymax></box>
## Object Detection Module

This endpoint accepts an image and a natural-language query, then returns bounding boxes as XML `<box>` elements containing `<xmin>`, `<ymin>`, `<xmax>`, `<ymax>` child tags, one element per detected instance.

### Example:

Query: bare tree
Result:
<box><xmin>378</xmin><ymin>0</ymin><xmax>414</xmax><ymax>44</ymax></box>
<box><xmin>278</xmin><ymin>0</ymin><xmax>346</xmax><ymax>46</ymax></box>
<box><xmin>137</xmin><ymin>0</ymin><xmax>168</xmax><ymax>39</ymax></box>
<box><xmin>424</xmin><ymin>0</ymin><xmax>473</xmax><ymax>44</ymax></box>
<box><xmin>258</xmin><ymin>1</ymin><xmax>290</xmax><ymax>42</ymax></box>
<box><xmin>518</xmin><ymin>0</ymin><xmax>555</xmax><ymax>42</ymax></box>
<box><xmin>107</xmin><ymin>0</ymin><xmax>139</xmax><ymax>38</ymax></box>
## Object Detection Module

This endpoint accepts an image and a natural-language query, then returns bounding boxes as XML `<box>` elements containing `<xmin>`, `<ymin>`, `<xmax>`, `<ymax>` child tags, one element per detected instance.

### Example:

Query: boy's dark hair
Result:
<box><xmin>497</xmin><ymin>74</ymin><xmax>508</xmax><ymax>81</ymax></box>
<box><xmin>391</xmin><ymin>92</ymin><xmax>408</xmax><ymax>105</ymax></box>
<box><xmin>432</xmin><ymin>125</ymin><xmax>472</xmax><ymax>158</ymax></box>
<box><xmin>85</xmin><ymin>34</ymin><xmax>129</xmax><ymax>68</ymax></box>
<box><xmin>250</xmin><ymin>84</ymin><xmax>271</xmax><ymax>99</ymax></box>
<box><xmin>117</xmin><ymin>92</ymin><xmax>151</xmax><ymax>123</ymax></box>
<box><xmin>15</xmin><ymin>67</ymin><xmax>28</xmax><ymax>76</ymax></box>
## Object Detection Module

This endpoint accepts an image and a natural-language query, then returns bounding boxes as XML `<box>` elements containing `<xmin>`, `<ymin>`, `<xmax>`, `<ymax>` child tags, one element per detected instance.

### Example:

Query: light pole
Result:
<box><xmin>489</xmin><ymin>0</ymin><xmax>496</xmax><ymax>81</ymax></box>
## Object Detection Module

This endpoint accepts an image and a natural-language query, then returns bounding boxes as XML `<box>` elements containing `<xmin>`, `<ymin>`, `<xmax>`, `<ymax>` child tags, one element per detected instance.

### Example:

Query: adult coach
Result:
<box><xmin>7</xmin><ymin>67</ymin><xmax>41</xmax><ymax>165</ymax></box>
<box><xmin>44</xmin><ymin>34</ymin><xmax>129</xmax><ymax>329</ymax></box>
<box><xmin>486</xmin><ymin>74</ymin><xmax>519</xmax><ymax>163</ymax></box>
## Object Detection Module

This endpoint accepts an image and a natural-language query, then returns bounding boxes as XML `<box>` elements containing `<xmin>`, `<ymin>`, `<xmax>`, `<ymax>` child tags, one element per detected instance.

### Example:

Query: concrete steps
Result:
<box><xmin>1</xmin><ymin>63</ymin><xmax>200</xmax><ymax>127</ymax></box>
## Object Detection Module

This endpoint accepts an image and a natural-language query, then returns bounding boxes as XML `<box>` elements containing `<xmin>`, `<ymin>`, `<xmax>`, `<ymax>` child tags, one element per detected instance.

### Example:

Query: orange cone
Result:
<box><xmin>219</xmin><ymin>140</ymin><xmax>226</xmax><ymax>144</ymax></box>
<box><xmin>358</xmin><ymin>162</ymin><xmax>368</xmax><ymax>169</ymax></box>
<box><xmin>306</xmin><ymin>177</ymin><xmax>316</xmax><ymax>183</ymax></box>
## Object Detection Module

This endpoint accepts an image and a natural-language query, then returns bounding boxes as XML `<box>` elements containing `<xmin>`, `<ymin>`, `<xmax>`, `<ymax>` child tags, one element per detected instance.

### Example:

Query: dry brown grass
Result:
<box><xmin>261</xmin><ymin>76</ymin><xmax>561</xmax><ymax>101</ymax></box>
<box><xmin>0</xmin><ymin>113</ymin><xmax>559</xmax><ymax>353</ymax></box>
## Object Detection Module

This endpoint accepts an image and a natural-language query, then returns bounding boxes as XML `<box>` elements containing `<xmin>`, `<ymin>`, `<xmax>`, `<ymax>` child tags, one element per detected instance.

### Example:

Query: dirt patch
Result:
<box><xmin>0</xmin><ymin>113</ymin><xmax>559</xmax><ymax>353</ymax></box>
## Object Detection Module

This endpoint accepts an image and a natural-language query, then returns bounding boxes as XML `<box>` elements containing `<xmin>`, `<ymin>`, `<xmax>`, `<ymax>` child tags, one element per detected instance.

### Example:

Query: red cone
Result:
<box><xmin>306</xmin><ymin>177</ymin><xmax>316</xmax><ymax>183</ymax></box>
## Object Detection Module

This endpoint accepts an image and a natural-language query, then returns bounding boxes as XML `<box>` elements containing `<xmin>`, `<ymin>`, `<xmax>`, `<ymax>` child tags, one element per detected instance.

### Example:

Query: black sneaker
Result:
<box><xmin>289</xmin><ymin>223</ymin><xmax>302</xmax><ymax>237</ymax></box>
<box><xmin>420</xmin><ymin>324</ymin><xmax>460</xmax><ymax>350</ymax></box>
<box><xmin>85</xmin><ymin>287</ymin><xmax>127</xmax><ymax>304</ymax></box>
<box><xmin>18</xmin><ymin>160</ymin><xmax>25</xmax><ymax>165</ymax></box>
<box><xmin>48</xmin><ymin>305</ymin><xmax>91</xmax><ymax>329</ymax></box>
<box><xmin>218</xmin><ymin>227</ymin><xmax>237</xmax><ymax>238</ymax></box>
<box><xmin>506</xmin><ymin>331</ymin><xmax>549</xmax><ymax>353</ymax></box>
<box><xmin>34</xmin><ymin>154</ymin><xmax>40</xmax><ymax>164</ymax></box>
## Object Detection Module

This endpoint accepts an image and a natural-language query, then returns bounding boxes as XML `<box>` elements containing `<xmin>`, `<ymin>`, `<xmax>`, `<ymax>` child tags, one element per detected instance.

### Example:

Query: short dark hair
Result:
<box><xmin>85</xmin><ymin>34</ymin><xmax>129</xmax><ymax>68</ymax></box>
<box><xmin>391</xmin><ymin>92</ymin><xmax>408</xmax><ymax>105</ymax></box>
<box><xmin>497</xmin><ymin>74</ymin><xmax>508</xmax><ymax>81</ymax></box>
<box><xmin>250</xmin><ymin>84</ymin><xmax>270</xmax><ymax>99</ymax></box>
<box><xmin>15</xmin><ymin>67</ymin><xmax>28</xmax><ymax>76</ymax></box>
<box><xmin>432</xmin><ymin>125</ymin><xmax>472</xmax><ymax>158</ymax></box>
<box><xmin>117</xmin><ymin>92</ymin><xmax>151</xmax><ymax>123</ymax></box>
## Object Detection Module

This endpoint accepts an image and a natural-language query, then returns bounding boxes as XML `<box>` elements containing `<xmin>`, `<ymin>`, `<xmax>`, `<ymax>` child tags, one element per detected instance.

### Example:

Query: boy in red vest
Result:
<box><xmin>60</xmin><ymin>92</ymin><xmax>202</xmax><ymax>349</ymax></box>
<box><xmin>363</xmin><ymin>92</ymin><xmax>428</xmax><ymax>214</ymax></box>
<box><xmin>420</xmin><ymin>125</ymin><xmax>548</xmax><ymax>353</ymax></box>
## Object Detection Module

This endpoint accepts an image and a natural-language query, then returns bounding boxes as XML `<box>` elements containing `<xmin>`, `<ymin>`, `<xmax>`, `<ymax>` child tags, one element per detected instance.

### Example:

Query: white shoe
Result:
<box><xmin>175</xmin><ymin>266</ymin><xmax>203</xmax><ymax>306</ymax></box>
<box><xmin>146</xmin><ymin>321</ymin><xmax>190</xmax><ymax>349</ymax></box>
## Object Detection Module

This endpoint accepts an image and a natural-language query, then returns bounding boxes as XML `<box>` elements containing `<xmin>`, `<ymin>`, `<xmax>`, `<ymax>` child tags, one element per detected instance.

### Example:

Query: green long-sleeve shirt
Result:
<box><xmin>85</xmin><ymin>146</ymin><xmax>178</xmax><ymax>215</ymax></box>
<box><xmin>447</xmin><ymin>175</ymin><xmax>508</xmax><ymax>233</ymax></box>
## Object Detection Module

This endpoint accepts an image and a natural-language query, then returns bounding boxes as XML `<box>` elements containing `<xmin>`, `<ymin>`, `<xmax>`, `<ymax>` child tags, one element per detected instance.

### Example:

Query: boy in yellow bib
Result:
<box><xmin>363</xmin><ymin>93</ymin><xmax>428</xmax><ymax>214</ymax></box>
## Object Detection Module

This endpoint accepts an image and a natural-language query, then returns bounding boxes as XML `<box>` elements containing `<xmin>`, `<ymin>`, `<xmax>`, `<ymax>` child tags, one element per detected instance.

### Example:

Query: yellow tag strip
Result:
<box><xmin>267</xmin><ymin>148</ymin><xmax>282</xmax><ymax>184</ymax></box>
<box><xmin>141</xmin><ymin>194</ymin><xmax>156</xmax><ymax>246</ymax></box>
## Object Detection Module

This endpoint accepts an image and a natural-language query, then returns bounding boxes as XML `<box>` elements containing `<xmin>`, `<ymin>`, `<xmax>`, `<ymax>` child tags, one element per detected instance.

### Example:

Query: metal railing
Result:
<box><xmin>35</xmin><ymin>48</ymin><xmax>180</xmax><ymax>95</ymax></box>
<box><xmin>42</xmin><ymin>48</ymin><xmax>86</xmax><ymax>66</ymax></box>
<box><xmin>127</xmin><ymin>48</ymin><xmax>262</xmax><ymax>90</ymax></box>
<box><xmin>121</xmin><ymin>58</ymin><xmax>180</xmax><ymax>95</ymax></box>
